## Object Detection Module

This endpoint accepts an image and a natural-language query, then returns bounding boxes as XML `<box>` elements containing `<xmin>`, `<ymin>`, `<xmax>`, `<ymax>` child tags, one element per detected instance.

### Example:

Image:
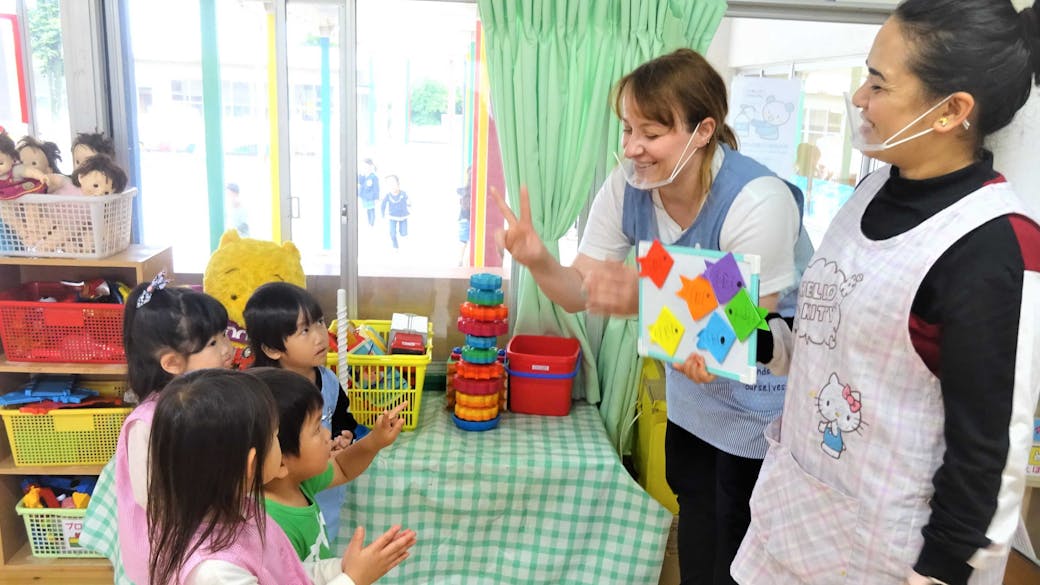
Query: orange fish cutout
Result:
<box><xmin>676</xmin><ymin>275</ymin><xmax>718</xmax><ymax>321</ymax></box>
<box><xmin>638</xmin><ymin>240</ymin><xmax>675</xmax><ymax>289</ymax></box>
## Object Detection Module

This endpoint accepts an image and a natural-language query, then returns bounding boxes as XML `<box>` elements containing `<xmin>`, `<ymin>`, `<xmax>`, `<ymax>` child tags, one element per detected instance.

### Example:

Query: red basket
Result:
<box><xmin>0</xmin><ymin>283</ymin><xmax>125</xmax><ymax>363</ymax></box>
<box><xmin>506</xmin><ymin>335</ymin><xmax>581</xmax><ymax>417</ymax></box>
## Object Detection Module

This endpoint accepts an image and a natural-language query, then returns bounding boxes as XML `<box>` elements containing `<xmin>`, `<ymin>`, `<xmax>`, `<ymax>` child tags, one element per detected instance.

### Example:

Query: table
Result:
<box><xmin>337</xmin><ymin>393</ymin><xmax>672</xmax><ymax>585</ymax></box>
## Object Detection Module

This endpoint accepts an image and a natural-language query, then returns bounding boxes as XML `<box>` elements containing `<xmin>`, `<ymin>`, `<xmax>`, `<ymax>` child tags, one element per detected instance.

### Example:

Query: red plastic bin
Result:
<box><xmin>0</xmin><ymin>282</ymin><xmax>125</xmax><ymax>363</ymax></box>
<box><xmin>505</xmin><ymin>335</ymin><xmax>581</xmax><ymax>416</ymax></box>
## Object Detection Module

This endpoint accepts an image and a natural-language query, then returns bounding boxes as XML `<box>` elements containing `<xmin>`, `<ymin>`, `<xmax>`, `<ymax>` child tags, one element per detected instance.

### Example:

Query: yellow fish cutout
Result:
<box><xmin>648</xmin><ymin>306</ymin><xmax>685</xmax><ymax>357</ymax></box>
<box><xmin>676</xmin><ymin>275</ymin><xmax>718</xmax><ymax>321</ymax></box>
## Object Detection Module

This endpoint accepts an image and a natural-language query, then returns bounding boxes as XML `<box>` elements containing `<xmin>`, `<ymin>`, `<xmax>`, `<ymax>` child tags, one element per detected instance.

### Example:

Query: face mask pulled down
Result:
<box><xmin>615</xmin><ymin>122</ymin><xmax>701</xmax><ymax>190</ymax></box>
<box><xmin>844</xmin><ymin>93</ymin><xmax>967</xmax><ymax>152</ymax></box>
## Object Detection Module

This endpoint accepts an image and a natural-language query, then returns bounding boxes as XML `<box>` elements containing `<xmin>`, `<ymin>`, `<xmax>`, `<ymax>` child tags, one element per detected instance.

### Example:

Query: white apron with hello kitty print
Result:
<box><xmin>731</xmin><ymin>167</ymin><xmax>1027</xmax><ymax>585</ymax></box>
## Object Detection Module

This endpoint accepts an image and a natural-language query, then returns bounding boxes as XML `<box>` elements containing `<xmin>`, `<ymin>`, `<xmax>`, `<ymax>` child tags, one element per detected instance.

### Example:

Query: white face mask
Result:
<box><xmin>844</xmin><ymin>92</ymin><xmax>968</xmax><ymax>152</ymax></box>
<box><xmin>614</xmin><ymin>122</ymin><xmax>701</xmax><ymax>190</ymax></box>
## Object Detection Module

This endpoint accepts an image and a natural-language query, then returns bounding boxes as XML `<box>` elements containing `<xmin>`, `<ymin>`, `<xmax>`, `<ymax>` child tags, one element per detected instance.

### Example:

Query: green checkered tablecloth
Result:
<box><xmin>337</xmin><ymin>393</ymin><xmax>672</xmax><ymax>585</ymax></box>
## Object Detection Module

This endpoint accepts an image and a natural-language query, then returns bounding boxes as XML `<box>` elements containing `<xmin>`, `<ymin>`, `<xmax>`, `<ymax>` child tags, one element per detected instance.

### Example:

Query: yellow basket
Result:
<box><xmin>15</xmin><ymin>503</ymin><xmax>100</xmax><ymax>558</ymax></box>
<box><xmin>340</xmin><ymin>320</ymin><xmax>432</xmax><ymax>431</ymax></box>
<box><xmin>0</xmin><ymin>407</ymin><xmax>131</xmax><ymax>466</ymax></box>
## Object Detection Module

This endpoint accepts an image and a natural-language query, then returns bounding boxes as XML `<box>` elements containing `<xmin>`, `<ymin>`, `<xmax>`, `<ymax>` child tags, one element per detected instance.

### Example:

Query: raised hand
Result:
<box><xmin>581</xmin><ymin>260</ymin><xmax>640</xmax><ymax>315</ymax></box>
<box><xmin>490</xmin><ymin>185</ymin><xmax>548</xmax><ymax>269</ymax></box>
<box><xmin>330</xmin><ymin>430</ymin><xmax>353</xmax><ymax>458</ymax></box>
<box><xmin>341</xmin><ymin>525</ymin><xmax>416</xmax><ymax>585</ymax></box>
<box><xmin>369</xmin><ymin>401</ymin><xmax>408</xmax><ymax>450</ymax></box>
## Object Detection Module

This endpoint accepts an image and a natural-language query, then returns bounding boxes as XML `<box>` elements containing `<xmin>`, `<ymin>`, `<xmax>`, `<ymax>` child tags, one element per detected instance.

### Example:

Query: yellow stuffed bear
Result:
<box><xmin>203</xmin><ymin>230</ymin><xmax>306</xmax><ymax>369</ymax></box>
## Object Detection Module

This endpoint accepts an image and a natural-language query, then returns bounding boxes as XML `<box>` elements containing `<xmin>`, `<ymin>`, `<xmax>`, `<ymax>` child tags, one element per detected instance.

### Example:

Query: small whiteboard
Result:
<box><xmin>636</xmin><ymin>240</ymin><xmax>761</xmax><ymax>384</ymax></box>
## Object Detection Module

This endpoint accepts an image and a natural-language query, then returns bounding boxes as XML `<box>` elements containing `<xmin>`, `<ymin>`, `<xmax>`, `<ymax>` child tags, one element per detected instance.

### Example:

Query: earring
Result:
<box><xmin>939</xmin><ymin>117</ymin><xmax>949</xmax><ymax>127</ymax></box>
<box><xmin>962</xmin><ymin>120</ymin><xmax>971</xmax><ymax>130</ymax></box>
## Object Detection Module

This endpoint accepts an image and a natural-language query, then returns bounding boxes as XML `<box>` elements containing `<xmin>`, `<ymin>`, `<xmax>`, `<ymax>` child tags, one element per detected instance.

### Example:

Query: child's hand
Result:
<box><xmin>369</xmin><ymin>401</ymin><xmax>408</xmax><ymax>450</ymax></box>
<box><xmin>341</xmin><ymin>525</ymin><xmax>416</xmax><ymax>585</ymax></box>
<box><xmin>330</xmin><ymin>430</ymin><xmax>353</xmax><ymax>458</ymax></box>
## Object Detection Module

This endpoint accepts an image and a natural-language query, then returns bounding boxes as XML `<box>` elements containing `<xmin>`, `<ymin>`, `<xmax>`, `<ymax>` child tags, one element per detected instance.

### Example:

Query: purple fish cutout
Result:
<box><xmin>697</xmin><ymin>313</ymin><xmax>736</xmax><ymax>364</ymax></box>
<box><xmin>703</xmin><ymin>253</ymin><xmax>744</xmax><ymax>304</ymax></box>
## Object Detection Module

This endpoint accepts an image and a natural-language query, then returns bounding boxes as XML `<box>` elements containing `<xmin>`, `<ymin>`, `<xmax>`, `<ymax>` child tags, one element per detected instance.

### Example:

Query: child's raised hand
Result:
<box><xmin>341</xmin><ymin>525</ymin><xmax>416</xmax><ymax>585</ymax></box>
<box><xmin>330</xmin><ymin>430</ymin><xmax>353</xmax><ymax>458</ymax></box>
<box><xmin>369</xmin><ymin>401</ymin><xmax>408</xmax><ymax>450</ymax></box>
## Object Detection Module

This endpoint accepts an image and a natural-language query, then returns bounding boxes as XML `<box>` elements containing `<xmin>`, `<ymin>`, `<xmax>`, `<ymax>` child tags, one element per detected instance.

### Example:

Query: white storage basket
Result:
<box><xmin>0</xmin><ymin>189</ymin><xmax>137</xmax><ymax>259</ymax></box>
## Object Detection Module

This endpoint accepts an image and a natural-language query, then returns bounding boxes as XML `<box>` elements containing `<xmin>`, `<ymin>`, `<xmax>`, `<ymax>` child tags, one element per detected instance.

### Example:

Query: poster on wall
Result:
<box><xmin>727</xmin><ymin>76</ymin><xmax>803</xmax><ymax>178</ymax></box>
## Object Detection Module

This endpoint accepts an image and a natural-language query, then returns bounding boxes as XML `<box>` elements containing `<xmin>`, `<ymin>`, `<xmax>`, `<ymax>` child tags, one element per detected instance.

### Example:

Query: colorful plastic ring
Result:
<box><xmin>454</xmin><ymin>403</ymin><xmax>499</xmax><ymax>422</ymax></box>
<box><xmin>453</xmin><ymin>375</ymin><xmax>502</xmax><ymax>396</ymax></box>
<box><xmin>469</xmin><ymin>273</ymin><xmax>503</xmax><ymax>291</ymax></box>
<box><xmin>466</xmin><ymin>287</ymin><xmax>505</xmax><ymax>306</ymax></box>
<box><xmin>455</xmin><ymin>392</ymin><xmax>499</xmax><ymax>408</ymax></box>
<box><xmin>459</xmin><ymin>302</ymin><xmax>508</xmax><ymax>321</ymax></box>
<box><xmin>465</xmin><ymin>334</ymin><xmax>497</xmax><ymax>349</ymax></box>
<box><xmin>452</xmin><ymin>414</ymin><xmax>501</xmax><ymax>432</ymax></box>
<box><xmin>457</xmin><ymin>316</ymin><xmax>509</xmax><ymax>337</ymax></box>
<box><xmin>455</xmin><ymin>361</ymin><xmax>504</xmax><ymax>380</ymax></box>
<box><xmin>461</xmin><ymin>345</ymin><xmax>498</xmax><ymax>364</ymax></box>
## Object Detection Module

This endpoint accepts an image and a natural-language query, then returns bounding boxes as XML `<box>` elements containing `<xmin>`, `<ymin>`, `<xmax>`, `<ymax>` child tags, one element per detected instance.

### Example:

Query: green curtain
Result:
<box><xmin>478</xmin><ymin>0</ymin><xmax>727</xmax><ymax>451</ymax></box>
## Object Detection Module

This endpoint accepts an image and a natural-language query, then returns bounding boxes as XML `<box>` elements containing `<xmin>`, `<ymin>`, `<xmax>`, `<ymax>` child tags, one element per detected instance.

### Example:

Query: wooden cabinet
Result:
<box><xmin>0</xmin><ymin>245</ymin><xmax>172</xmax><ymax>583</ymax></box>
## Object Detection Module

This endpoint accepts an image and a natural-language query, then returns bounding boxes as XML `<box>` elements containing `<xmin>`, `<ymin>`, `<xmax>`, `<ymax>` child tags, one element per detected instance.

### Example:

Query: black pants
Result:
<box><xmin>665</xmin><ymin>421</ymin><xmax>763</xmax><ymax>585</ymax></box>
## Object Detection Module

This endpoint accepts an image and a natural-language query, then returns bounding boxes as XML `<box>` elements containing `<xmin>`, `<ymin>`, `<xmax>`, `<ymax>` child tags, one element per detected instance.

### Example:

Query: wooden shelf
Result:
<box><xmin>1028</xmin><ymin>475</ymin><xmax>1040</xmax><ymax>489</ymax></box>
<box><xmin>0</xmin><ymin>457</ymin><xmax>104</xmax><ymax>476</ymax></box>
<box><xmin>0</xmin><ymin>355</ymin><xmax>126</xmax><ymax>375</ymax></box>
<box><xmin>0</xmin><ymin>246</ymin><xmax>170</xmax><ymax>580</ymax></box>
<box><xmin>0</xmin><ymin>542</ymin><xmax>112</xmax><ymax>583</ymax></box>
<box><xmin>0</xmin><ymin>245</ymin><xmax>169</xmax><ymax>268</ymax></box>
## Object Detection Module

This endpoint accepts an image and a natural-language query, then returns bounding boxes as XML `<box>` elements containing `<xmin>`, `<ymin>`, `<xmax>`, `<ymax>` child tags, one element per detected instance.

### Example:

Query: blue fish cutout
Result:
<box><xmin>697</xmin><ymin>313</ymin><xmax>737</xmax><ymax>364</ymax></box>
<box><xmin>703</xmin><ymin>253</ymin><xmax>744</xmax><ymax>304</ymax></box>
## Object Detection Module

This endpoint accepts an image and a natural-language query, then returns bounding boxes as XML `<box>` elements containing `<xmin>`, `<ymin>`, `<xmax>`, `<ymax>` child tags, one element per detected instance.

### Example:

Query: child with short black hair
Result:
<box><xmin>250</xmin><ymin>367</ymin><xmax>409</xmax><ymax>564</ymax></box>
<box><xmin>147</xmin><ymin>369</ymin><xmax>414</xmax><ymax>584</ymax></box>
<box><xmin>244</xmin><ymin>281</ymin><xmax>363</xmax><ymax>543</ymax></box>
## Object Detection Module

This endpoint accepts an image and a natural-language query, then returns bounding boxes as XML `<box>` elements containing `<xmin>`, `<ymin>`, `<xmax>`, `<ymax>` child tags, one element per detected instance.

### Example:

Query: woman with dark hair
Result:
<box><xmin>727</xmin><ymin>2</ymin><xmax>1040</xmax><ymax>584</ymax></box>
<box><xmin>492</xmin><ymin>48</ymin><xmax>810</xmax><ymax>585</ymax></box>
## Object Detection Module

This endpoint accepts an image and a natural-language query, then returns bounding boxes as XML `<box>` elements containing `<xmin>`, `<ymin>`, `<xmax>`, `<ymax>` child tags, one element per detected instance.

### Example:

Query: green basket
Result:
<box><xmin>0</xmin><ymin>407</ymin><xmax>131</xmax><ymax>466</ymax></box>
<box><xmin>15</xmin><ymin>503</ymin><xmax>101</xmax><ymax>558</ymax></box>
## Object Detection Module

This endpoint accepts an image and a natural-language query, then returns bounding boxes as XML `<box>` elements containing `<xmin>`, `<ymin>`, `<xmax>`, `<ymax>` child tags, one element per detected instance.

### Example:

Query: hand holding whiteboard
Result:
<box><xmin>636</xmin><ymin>240</ymin><xmax>766</xmax><ymax>384</ymax></box>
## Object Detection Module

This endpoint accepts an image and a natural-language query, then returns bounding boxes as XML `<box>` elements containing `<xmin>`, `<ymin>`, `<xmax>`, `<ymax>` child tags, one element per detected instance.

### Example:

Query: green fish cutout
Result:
<box><xmin>723</xmin><ymin>288</ymin><xmax>769</xmax><ymax>342</ymax></box>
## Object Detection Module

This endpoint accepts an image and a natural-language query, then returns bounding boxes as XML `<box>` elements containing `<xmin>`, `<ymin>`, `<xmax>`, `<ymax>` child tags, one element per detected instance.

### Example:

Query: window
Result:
<box><xmin>170</xmin><ymin>79</ymin><xmax>204</xmax><ymax>113</ymax></box>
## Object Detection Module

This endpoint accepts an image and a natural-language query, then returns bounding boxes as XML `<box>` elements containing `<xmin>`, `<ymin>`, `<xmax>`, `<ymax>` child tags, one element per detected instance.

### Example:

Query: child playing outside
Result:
<box><xmin>147</xmin><ymin>369</ymin><xmax>415</xmax><ymax>584</ymax></box>
<box><xmin>380</xmin><ymin>175</ymin><xmax>410</xmax><ymax>249</ymax></box>
<box><xmin>244</xmin><ymin>281</ymin><xmax>362</xmax><ymax>544</ymax></box>
<box><xmin>250</xmin><ymin>367</ymin><xmax>409</xmax><ymax>563</ymax></box>
<box><xmin>80</xmin><ymin>272</ymin><xmax>233</xmax><ymax>584</ymax></box>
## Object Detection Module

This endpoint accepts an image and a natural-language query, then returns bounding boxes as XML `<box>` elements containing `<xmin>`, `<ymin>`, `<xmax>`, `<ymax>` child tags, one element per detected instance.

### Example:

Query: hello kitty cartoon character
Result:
<box><xmin>816</xmin><ymin>373</ymin><xmax>864</xmax><ymax>459</ymax></box>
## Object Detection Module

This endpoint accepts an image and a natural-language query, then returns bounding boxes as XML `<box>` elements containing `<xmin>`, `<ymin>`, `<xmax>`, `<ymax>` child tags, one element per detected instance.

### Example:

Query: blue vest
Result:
<box><xmin>622</xmin><ymin>144</ymin><xmax>810</xmax><ymax>458</ymax></box>
<box><xmin>314</xmin><ymin>366</ymin><xmax>347</xmax><ymax>545</ymax></box>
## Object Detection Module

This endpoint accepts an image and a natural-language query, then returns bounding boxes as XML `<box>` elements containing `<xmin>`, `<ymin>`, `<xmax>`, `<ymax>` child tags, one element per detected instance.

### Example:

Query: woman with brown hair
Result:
<box><xmin>492</xmin><ymin>48</ymin><xmax>809</xmax><ymax>585</ymax></box>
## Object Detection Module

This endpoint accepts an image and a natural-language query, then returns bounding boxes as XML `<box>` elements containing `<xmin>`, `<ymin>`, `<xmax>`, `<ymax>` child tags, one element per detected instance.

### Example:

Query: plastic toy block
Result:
<box><xmin>466</xmin><ymin>287</ymin><xmax>505</xmax><ymax>306</ymax></box>
<box><xmin>469</xmin><ymin>273</ymin><xmax>503</xmax><ymax>291</ymax></box>
<box><xmin>461</xmin><ymin>345</ymin><xmax>498</xmax><ymax>364</ymax></box>
<box><xmin>72</xmin><ymin>492</ymin><xmax>91</xmax><ymax>509</ymax></box>
<box><xmin>459</xmin><ymin>302</ymin><xmax>508</xmax><ymax>321</ymax></box>
<box><xmin>457</xmin><ymin>316</ymin><xmax>509</xmax><ymax>337</ymax></box>
<box><xmin>464</xmin><ymin>334</ymin><xmax>497</xmax><ymax>349</ymax></box>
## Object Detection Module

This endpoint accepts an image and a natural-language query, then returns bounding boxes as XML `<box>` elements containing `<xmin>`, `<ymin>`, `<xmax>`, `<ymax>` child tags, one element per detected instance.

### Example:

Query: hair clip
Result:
<box><xmin>136</xmin><ymin>270</ymin><xmax>170</xmax><ymax>308</ymax></box>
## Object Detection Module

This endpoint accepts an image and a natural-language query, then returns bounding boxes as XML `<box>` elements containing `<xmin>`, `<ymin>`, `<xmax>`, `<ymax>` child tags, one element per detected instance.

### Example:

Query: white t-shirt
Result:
<box><xmin>579</xmin><ymin>148</ymin><xmax>801</xmax><ymax>296</ymax></box>
<box><xmin>186</xmin><ymin>558</ymin><xmax>355</xmax><ymax>585</ymax></box>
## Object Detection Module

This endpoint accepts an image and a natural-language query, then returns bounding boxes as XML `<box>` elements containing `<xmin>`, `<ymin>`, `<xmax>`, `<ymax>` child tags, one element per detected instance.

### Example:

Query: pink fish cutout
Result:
<box><xmin>638</xmin><ymin>240</ymin><xmax>675</xmax><ymax>289</ymax></box>
<box><xmin>703</xmin><ymin>252</ymin><xmax>744</xmax><ymax>304</ymax></box>
<box><xmin>676</xmin><ymin>275</ymin><xmax>717</xmax><ymax>321</ymax></box>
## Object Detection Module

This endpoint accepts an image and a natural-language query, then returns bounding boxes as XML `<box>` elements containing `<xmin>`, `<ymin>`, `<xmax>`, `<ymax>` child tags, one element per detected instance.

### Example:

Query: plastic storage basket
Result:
<box><xmin>0</xmin><ymin>189</ymin><xmax>137</xmax><ymax>259</ymax></box>
<box><xmin>342</xmin><ymin>320</ymin><xmax>432</xmax><ymax>431</ymax></box>
<box><xmin>15</xmin><ymin>504</ymin><xmax>100</xmax><ymax>558</ymax></box>
<box><xmin>0</xmin><ymin>282</ymin><xmax>125</xmax><ymax>363</ymax></box>
<box><xmin>0</xmin><ymin>406</ymin><xmax>131</xmax><ymax>466</ymax></box>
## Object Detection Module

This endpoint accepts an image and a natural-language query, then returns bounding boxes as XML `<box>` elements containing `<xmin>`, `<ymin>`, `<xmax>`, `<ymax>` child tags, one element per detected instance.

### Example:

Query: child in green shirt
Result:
<box><xmin>250</xmin><ymin>367</ymin><xmax>412</xmax><ymax>564</ymax></box>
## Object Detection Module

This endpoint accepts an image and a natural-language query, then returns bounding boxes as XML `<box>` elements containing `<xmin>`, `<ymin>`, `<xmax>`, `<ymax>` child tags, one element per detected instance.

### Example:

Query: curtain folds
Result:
<box><xmin>477</xmin><ymin>0</ymin><xmax>727</xmax><ymax>452</ymax></box>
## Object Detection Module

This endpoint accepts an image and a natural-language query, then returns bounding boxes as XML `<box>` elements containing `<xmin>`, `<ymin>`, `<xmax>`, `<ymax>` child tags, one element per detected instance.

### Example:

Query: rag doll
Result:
<box><xmin>17</xmin><ymin>135</ymin><xmax>77</xmax><ymax>194</ymax></box>
<box><xmin>71</xmin><ymin>131</ymin><xmax>116</xmax><ymax>169</ymax></box>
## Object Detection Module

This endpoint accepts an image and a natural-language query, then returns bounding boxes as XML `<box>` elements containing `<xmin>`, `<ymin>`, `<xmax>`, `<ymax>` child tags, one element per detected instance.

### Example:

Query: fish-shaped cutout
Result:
<box><xmin>676</xmin><ymin>275</ymin><xmax>718</xmax><ymax>321</ymax></box>
<box><xmin>703</xmin><ymin>252</ymin><xmax>744</xmax><ymax>304</ymax></box>
<box><xmin>697</xmin><ymin>312</ymin><xmax>736</xmax><ymax>364</ymax></box>
<box><xmin>648</xmin><ymin>306</ymin><xmax>685</xmax><ymax>357</ymax></box>
<box><xmin>724</xmin><ymin>287</ymin><xmax>770</xmax><ymax>341</ymax></box>
<box><xmin>638</xmin><ymin>240</ymin><xmax>675</xmax><ymax>289</ymax></box>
